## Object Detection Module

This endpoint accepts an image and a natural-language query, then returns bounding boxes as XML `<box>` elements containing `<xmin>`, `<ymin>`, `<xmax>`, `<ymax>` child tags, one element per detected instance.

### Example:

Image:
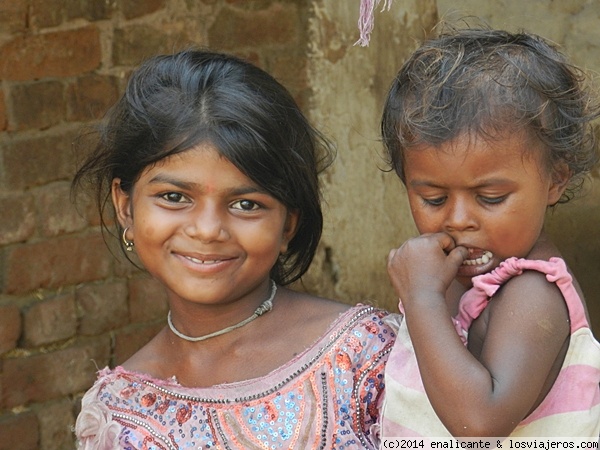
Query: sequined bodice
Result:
<box><xmin>76</xmin><ymin>305</ymin><xmax>396</xmax><ymax>449</ymax></box>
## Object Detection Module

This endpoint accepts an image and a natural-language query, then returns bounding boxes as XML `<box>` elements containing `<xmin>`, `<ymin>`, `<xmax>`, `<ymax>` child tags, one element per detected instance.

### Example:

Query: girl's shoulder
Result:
<box><xmin>485</xmin><ymin>258</ymin><xmax>570</xmax><ymax>315</ymax></box>
<box><xmin>78</xmin><ymin>303</ymin><xmax>397</xmax><ymax>450</ymax></box>
<box><xmin>91</xmin><ymin>303</ymin><xmax>396</xmax><ymax>393</ymax></box>
<box><xmin>464</xmin><ymin>257</ymin><xmax>575</xmax><ymax>318</ymax></box>
<box><xmin>264</xmin><ymin>289</ymin><xmax>396</xmax><ymax>350</ymax></box>
<box><xmin>458</xmin><ymin>256</ymin><xmax>580</xmax><ymax>346</ymax></box>
<box><xmin>102</xmin><ymin>299</ymin><xmax>396</xmax><ymax>388</ymax></box>
<box><xmin>472</xmin><ymin>256</ymin><xmax>585</xmax><ymax>315</ymax></box>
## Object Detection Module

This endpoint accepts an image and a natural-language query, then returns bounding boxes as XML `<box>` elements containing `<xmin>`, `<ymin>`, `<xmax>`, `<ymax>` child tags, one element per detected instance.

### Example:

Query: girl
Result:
<box><xmin>380</xmin><ymin>28</ymin><xmax>600</xmax><ymax>437</ymax></box>
<box><xmin>72</xmin><ymin>50</ymin><xmax>396</xmax><ymax>449</ymax></box>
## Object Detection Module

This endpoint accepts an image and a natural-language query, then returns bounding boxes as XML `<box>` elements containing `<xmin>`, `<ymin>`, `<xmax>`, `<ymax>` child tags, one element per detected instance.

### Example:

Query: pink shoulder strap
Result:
<box><xmin>453</xmin><ymin>257</ymin><xmax>588</xmax><ymax>342</ymax></box>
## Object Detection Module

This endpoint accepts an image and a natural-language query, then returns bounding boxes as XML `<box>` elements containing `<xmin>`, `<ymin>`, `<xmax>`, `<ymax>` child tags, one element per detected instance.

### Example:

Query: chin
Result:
<box><xmin>455</xmin><ymin>275</ymin><xmax>475</xmax><ymax>289</ymax></box>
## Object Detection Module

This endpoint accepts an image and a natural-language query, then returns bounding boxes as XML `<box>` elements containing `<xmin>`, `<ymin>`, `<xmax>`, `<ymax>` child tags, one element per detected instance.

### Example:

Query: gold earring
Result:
<box><xmin>122</xmin><ymin>227</ymin><xmax>134</xmax><ymax>252</ymax></box>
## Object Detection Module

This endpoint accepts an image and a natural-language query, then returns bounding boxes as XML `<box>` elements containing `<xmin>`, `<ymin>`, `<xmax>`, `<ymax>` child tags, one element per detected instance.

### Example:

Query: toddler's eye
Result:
<box><xmin>161</xmin><ymin>192</ymin><xmax>188</xmax><ymax>203</ymax></box>
<box><xmin>423</xmin><ymin>197</ymin><xmax>446</xmax><ymax>206</ymax></box>
<box><xmin>232</xmin><ymin>199</ymin><xmax>260</xmax><ymax>211</ymax></box>
<box><xmin>480</xmin><ymin>195</ymin><xmax>507</xmax><ymax>205</ymax></box>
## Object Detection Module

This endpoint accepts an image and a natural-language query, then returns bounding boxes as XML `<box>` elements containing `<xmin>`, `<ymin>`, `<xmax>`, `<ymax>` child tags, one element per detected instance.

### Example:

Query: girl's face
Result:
<box><xmin>112</xmin><ymin>143</ymin><xmax>298</xmax><ymax>305</ymax></box>
<box><xmin>403</xmin><ymin>131</ymin><xmax>568</xmax><ymax>286</ymax></box>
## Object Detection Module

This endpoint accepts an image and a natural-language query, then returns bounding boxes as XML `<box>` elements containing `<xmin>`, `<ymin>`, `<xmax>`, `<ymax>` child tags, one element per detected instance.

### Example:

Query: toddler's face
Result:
<box><xmin>402</xmin><ymin>131</ymin><xmax>565</xmax><ymax>285</ymax></box>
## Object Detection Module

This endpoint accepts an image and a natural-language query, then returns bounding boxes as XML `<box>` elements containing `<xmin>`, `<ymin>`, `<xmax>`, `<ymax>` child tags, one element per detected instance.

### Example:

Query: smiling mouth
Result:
<box><xmin>184</xmin><ymin>256</ymin><xmax>226</xmax><ymax>264</ymax></box>
<box><xmin>461</xmin><ymin>250</ymin><xmax>493</xmax><ymax>266</ymax></box>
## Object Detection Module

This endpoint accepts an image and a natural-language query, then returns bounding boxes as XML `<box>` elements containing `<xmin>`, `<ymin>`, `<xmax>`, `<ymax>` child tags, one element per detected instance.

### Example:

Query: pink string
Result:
<box><xmin>355</xmin><ymin>0</ymin><xmax>393</xmax><ymax>47</ymax></box>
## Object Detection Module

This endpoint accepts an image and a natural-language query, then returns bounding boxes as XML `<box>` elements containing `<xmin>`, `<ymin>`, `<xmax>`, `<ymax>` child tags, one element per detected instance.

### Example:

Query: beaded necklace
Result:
<box><xmin>167</xmin><ymin>280</ymin><xmax>277</xmax><ymax>342</ymax></box>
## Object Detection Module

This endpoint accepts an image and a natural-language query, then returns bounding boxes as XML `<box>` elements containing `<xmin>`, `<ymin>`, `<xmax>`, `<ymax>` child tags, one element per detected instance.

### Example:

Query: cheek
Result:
<box><xmin>236</xmin><ymin>221</ymin><xmax>285</xmax><ymax>253</ymax></box>
<box><xmin>133</xmin><ymin>213</ymin><xmax>163</xmax><ymax>242</ymax></box>
<box><xmin>408</xmin><ymin>200</ymin><xmax>438</xmax><ymax>233</ymax></box>
<box><xmin>139</xmin><ymin>222</ymin><xmax>157</xmax><ymax>239</ymax></box>
<box><xmin>484</xmin><ymin>215</ymin><xmax>540</xmax><ymax>257</ymax></box>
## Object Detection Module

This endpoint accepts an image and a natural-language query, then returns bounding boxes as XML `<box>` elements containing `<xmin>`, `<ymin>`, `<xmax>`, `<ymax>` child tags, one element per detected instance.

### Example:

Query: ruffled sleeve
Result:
<box><xmin>452</xmin><ymin>256</ymin><xmax>584</xmax><ymax>342</ymax></box>
<box><xmin>75</xmin><ymin>373</ymin><xmax>121</xmax><ymax>450</ymax></box>
<box><xmin>453</xmin><ymin>257</ymin><xmax>528</xmax><ymax>343</ymax></box>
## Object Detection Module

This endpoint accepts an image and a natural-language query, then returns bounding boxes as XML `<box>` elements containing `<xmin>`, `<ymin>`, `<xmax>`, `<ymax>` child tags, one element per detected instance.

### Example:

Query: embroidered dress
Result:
<box><xmin>381</xmin><ymin>257</ymin><xmax>600</xmax><ymax>437</ymax></box>
<box><xmin>76</xmin><ymin>305</ymin><xmax>396</xmax><ymax>449</ymax></box>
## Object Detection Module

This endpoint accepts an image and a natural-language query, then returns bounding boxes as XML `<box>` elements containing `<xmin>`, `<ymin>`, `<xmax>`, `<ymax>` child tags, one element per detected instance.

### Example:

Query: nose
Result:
<box><xmin>443</xmin><ymin>197</ymin><xmax>477</xmax><ymax>232</ymax></box>
<box><xmin>184</xmin><ymin>204</ymin><xmax>228</xmax><ymax>242</ymax></box>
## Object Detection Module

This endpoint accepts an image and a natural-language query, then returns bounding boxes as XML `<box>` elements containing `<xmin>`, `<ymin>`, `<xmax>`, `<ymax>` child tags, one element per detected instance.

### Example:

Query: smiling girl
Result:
<box><xmin>380</xmin><ymin>27</ymin><xmax>600</xmax><ymax>437</ymax></box>
<box><xmin>72</xmin><ymin>50</ymin><xmax>396</xmax><ymax>449</ymax></box>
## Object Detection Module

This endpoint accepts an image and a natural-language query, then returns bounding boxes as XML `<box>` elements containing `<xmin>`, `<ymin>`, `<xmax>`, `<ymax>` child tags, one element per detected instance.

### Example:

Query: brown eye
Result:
<box><xmin>232</xmin><ymin>199</ymin><xmax>259</xmax><ymax>211</ymax></box>
<box><xmin>161</xmin><ymin>192</ymin><xmax>187</xmax><ymax>203</ymax></box>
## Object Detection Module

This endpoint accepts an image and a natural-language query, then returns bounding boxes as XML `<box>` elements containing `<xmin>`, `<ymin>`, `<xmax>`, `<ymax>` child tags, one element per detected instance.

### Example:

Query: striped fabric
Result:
<box><xmin>381</xmin><ymin>257</ymin><xmax>600</xmax><ymax>437</ymax></box>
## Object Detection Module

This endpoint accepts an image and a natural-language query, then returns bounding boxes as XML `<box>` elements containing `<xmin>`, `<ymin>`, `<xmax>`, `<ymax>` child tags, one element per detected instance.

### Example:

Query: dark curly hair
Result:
<box><xmin>72</xmin><ymin>49</ymin><xmax>334</xmax><ymax>285</ymax></box>
<box><xmin>381</xmin><ymin>27</ymin><xmax>600</xmax><ymax>202</ymax></box>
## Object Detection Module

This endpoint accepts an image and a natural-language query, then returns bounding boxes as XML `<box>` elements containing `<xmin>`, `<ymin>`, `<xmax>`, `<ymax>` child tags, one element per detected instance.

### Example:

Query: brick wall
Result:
<box><xmin>0</xmin><ymin>1</ymin><xmax>311</xmax><ymax>448</ymax></box>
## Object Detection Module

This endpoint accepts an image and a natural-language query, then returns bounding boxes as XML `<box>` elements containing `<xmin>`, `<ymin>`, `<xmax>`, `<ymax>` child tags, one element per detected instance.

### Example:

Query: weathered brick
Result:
<box><xmin>233</xmin><ymin>50</ymin><xmax>261</xmax><ymax>67</ymax></box>
<box><xmin>1</xmin><ymin>339</ymin><xmax>110</xmax><ymax>408</ymax></box>
<box><xmin>266</xmin><ymin>51</ymin><xmax>308</xmax><ymax>105</ymax></box>
<box><xmin>81</xmin><ymin>194</ymin><xmax>104</xmax><ymax>228</ymax></box>
<box><xmin>72</xmin><ymin>392</ymin><xmax>84</xmax><ymax>422</ymax></box>
<box><xmin>77</xmin><ymin>281</ymin><xmax>129</xmax><ymax>336</ymax></box>
<box><xmin>0</xmin><ymin>0</ymin><xmax>28</xmax><ymax>34</ymax></box>
<box><xmin>36</xmin><ymin>182</ymin><xmax>88</xmax><ymax>237</ymax></box>
<box><xmin>0</xmin><ymin>192</ymin><xmax>36</xmax><ymax>245</ymax></box>
<box><xmin>9</xmin><ymin>81</ymin><xmax>66</xmax><ymax>130</ymax></box>
<box><xmin>67</xmin><ymin>0</ymin><xmax>115</xmax><ymax>22</ymax></box>
<box><xmin>224</xmin><ymin>0</ymin><xmax>280</xmax><ymax>7</ymax></box>
<box><xmin>0</xmin><ymin>90</ymin><xmax>7</xmax><ymax>131</ymax></box>
<box><xmin>128</xmin><ymin>276</ymin><xmax>168</xmax><ymax>323</ymax></box>
<box><xmin>67</xmin><ymin>74</ymin><xmax>121</xmax><ymax>122</ymax></box>
<box><xmin>111</xmin><ymin>236</ymin><xmax>147</xmax><ymax>277</ymax></box>
<box><xmin>2</xmin><ymin>130</ymin><xmax>78</xmax><ymax>190</ymax></box>
<box><xmin>30</xmin><ymin>0</ymin><xmax>115</xmax><ymax>28</ymax></box>
<box><xmin>0</xmin><ymin>26</ymin><xmax>101</xmax><ymax>81</ymax></box>
<box><xmin>28</xmin><ymin>0</ymin><xmax>62</xmax><ymax>28</ymax></box>
<box><xmin>37</xmin><ymin>399</ymin><xmax>76</xmax><ymax>450</ymax></box>
<box><xmin>114</xmin><ymin>321</ymin><xmax>164</xmax><ymax>365</ymax></box>
<box><xmin>3</xmin><ymin>233</ymin><xmax>113</xmax><ymax>295</ymax></box>
<box><xmin>23</xmin><ymin>293</ymin><xmax>77</xmax><ymax>347</ymax></box>
<box><xmin>112</xmin><ymin>25</ymin><xmax>190</xmax><ymax>67</ymax></box>
<box><xmin>209</xmin><ymin>3</ymin><xmax>300</xmax><ymax>50</ymax></box>
<box><xmin>0</xmin><ymin>411</ymin><xmax>39</xmax><ymax>450</ymax></box>
<box><xmin>0</xmin><ymin>304</ymin><xmax>21</xmax><ymax>355</ymax></box>
<box><xmin>120</xmin><ymin>0</ymin><xmax>167</xmax><ymax>19</ymax></box>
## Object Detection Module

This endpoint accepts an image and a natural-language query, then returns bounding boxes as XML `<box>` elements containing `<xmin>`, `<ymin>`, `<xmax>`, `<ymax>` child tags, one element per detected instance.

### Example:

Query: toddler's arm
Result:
<box><xmin>387</xmin><ymin>233</ymin><xmax>569</xmax><ymax>436</ymax></box>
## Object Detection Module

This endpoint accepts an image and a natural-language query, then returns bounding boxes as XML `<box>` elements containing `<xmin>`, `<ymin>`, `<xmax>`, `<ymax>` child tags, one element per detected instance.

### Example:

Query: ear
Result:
<box><xmin>547</xmin><ymin>163</ymin><xmax>571</xmax><ymax>206</ymax></box>
<box><xmin>111</xmin><ymin>178</ymin><xmax>133</xmax><ymax>229</ymax></box>
<box><xmin>280</xmin><ymin>209</ymin><xmax>300</xmax><ymax>254</ymax></box>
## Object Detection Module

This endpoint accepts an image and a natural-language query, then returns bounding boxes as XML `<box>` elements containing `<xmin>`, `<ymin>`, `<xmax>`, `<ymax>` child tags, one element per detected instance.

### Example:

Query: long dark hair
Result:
<box><xmin>72</xmin><ymin>49</ymin><xmax>334</xmax><ymax>285</ymax></box>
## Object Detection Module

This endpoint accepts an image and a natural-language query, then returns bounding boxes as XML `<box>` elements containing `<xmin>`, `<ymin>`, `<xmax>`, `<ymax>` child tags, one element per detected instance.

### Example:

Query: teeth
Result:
<box><xmin>462</xmin><ymin>251</ymin><xmax>493</xmax><ymax>266</ymax></box>
<box><xmin>185</xmin><ymin>256</ymin><xmax>219</xmax><ymax>264</ymax></box>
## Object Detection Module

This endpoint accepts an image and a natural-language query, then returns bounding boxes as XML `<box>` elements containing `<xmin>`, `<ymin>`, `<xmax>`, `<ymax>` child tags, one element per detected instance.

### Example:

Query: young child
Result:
<box><xmin>72</xmin><ymin>50</ymin><xmax>397</xmax><ymax>449</ymax></box>
<box><xmin>380</xmin><ymin>28</ymin><xmax>600</xmax><ymax>437</ymax></box>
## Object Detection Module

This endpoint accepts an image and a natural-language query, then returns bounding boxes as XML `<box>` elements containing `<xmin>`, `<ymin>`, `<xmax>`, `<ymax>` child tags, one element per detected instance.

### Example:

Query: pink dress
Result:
<box><xmin>75</xmin><ymin>305</ymin><xmax>397</xmax><ymax>449</ymax></box>
<box><xmin>382</xmin><ymin>257</ymin><xmax>600</xmax><ymax>437</ymax></box>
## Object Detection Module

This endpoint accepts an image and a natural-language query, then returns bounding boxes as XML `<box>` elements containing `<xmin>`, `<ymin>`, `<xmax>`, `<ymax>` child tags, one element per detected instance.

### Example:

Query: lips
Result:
<box><xmin>456</xmin><ymin>248</ymin><xmax>496</xmax><ymax>281</ymax></box>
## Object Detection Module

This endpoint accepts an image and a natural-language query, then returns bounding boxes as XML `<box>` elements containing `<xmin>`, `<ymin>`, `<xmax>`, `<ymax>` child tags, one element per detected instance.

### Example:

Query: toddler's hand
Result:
<box><xmin>387</xmin><ymin>233</ymin><xmax>468</xmax><ymax>307</ymax></box>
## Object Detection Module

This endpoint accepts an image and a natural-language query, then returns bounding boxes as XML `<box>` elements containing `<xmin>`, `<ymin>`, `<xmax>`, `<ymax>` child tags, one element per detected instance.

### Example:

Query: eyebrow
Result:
<box><xmin>147</xmin><ymin>174</ymin><xmax>268</xmax><ymax>196</ymax></box>
<box><xmin>409</xmin><ymin>178</ymin><xmax>516</xmax><ymax>189</ymax></box>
